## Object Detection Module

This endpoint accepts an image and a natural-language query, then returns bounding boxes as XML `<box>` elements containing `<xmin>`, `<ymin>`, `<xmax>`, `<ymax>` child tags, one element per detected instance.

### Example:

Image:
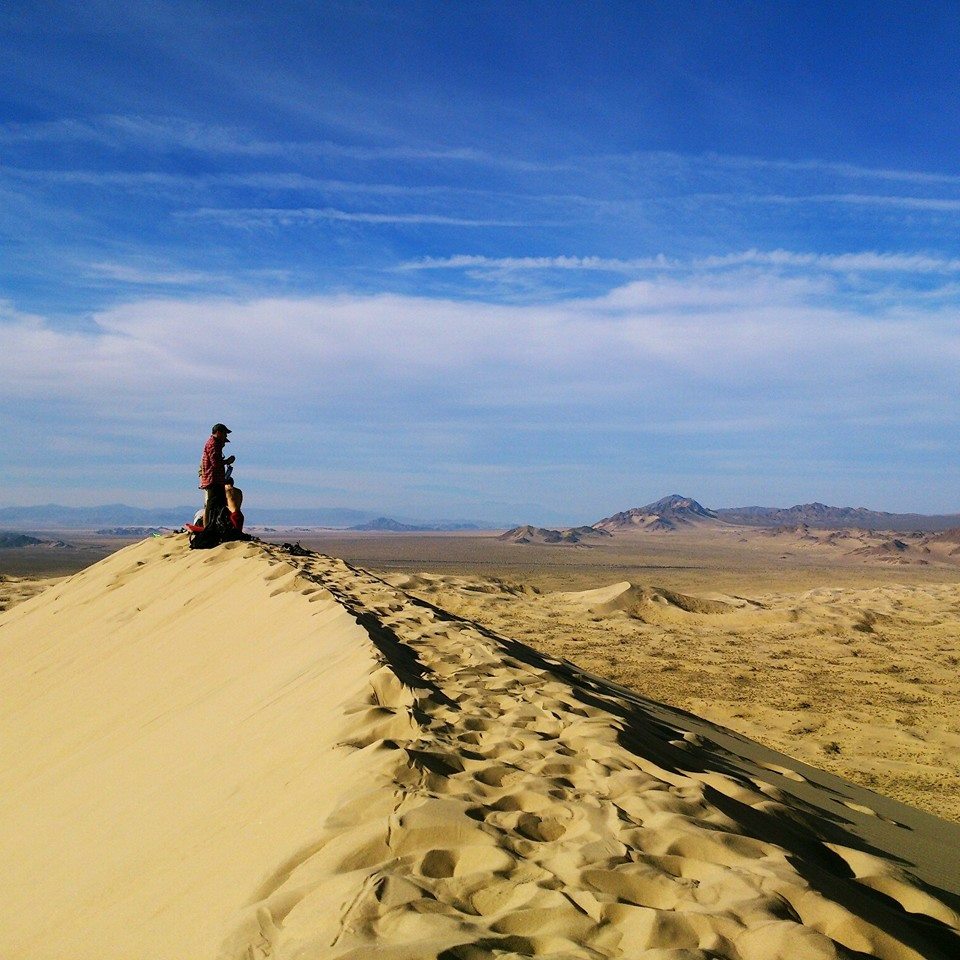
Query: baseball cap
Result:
<box><xmin>212</xmin><ymin>423</ymin><xmax>232</xmax><ymax>434</ymax></box>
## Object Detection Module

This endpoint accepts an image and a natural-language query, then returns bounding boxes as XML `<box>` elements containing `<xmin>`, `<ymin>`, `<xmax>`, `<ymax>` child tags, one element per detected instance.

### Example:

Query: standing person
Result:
<box><xmin>199</xmin><ymin>423</ymin><xmax>235</xmax><ymax>530</ymax></box>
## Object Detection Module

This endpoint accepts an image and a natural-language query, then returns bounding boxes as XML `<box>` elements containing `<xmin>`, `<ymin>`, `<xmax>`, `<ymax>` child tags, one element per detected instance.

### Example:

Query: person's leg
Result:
<box><xmin>203</xmin><ymin>484</ymin><xmax>226</xmax><ymax>529</ymax></box>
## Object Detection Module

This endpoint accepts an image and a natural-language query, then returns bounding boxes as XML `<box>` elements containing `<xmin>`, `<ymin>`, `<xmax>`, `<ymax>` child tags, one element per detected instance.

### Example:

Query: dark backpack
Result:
<box><xmin>188</xmin><ymin>506</ymin><xmax>250</xmax><ymax>549</ymax></box>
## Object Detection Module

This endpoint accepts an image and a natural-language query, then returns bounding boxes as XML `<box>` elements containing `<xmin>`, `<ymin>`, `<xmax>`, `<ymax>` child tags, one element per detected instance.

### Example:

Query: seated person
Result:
<box><xmin>225</xmin><ymin>478</ymin><xmax>245</xmax><ymax>533</ymax></box>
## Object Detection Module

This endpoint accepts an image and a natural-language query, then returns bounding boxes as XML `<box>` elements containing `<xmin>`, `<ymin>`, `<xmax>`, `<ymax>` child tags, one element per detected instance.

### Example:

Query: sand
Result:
<box><xmin>0</xmin><ymin>573</ymin><xmax>61</xmax><ymax>611</ymax></box>
<box><xmin>1</xmin><ymin>535</ymin><xmax>959</xmax><ymax>959</ymax></box>
<box><xmin>390</xmin><ymin>571</ymin><xmax>960</xmax><ymax>824</ymax></box>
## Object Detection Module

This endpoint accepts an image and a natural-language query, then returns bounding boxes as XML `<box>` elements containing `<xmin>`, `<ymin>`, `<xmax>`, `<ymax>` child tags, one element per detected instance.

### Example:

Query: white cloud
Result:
<box><xmin>3</xmin><ymin>271</ymin><xmax>956</xmax><ymax>412</ymax></box>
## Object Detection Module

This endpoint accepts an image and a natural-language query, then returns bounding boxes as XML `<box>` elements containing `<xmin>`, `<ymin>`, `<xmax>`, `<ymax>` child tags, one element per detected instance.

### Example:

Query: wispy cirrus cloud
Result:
<box><xmin>7</xmin><ymin>115</ymin><xmax>960</xmax><ymax>189</ymax></box>
<box><xmin>2</xmin><ymin>165</ymin><xmax>466</xmax><ymax>198</ymax></box>
<box><xmin>749</xmin><ymin>193</ymin><xmax>960</xmax><ymax>212</ymax></box>
<box><xmin>402</xmin><ymin>249</ymin><xmax>960</xmax><ymax>275</ymax></box>
<box><xmin>183</xmin><ymin>206</ymin><xmax>535</xmax><ymax>228</ymax></box>
<box><xmin>704</xmin><ymin>152</ymin><xmax>960</xmax><ymax>188</ymax></box>
<box><xmin>0</xmin><ymin>115</ymin><xmax>560</xmax><ymax>170</ymax></box>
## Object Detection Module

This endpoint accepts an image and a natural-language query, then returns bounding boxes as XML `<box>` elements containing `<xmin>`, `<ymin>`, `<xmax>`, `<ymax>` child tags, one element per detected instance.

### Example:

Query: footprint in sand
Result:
<box><xmin>755</xmin><ymin>761</ymin><xmax>806</xmax><ymax>782</ymax></box>
<box><xmin>839</xmin><ymin>799</ymin><xmax>904</xmax><ymax>826</ymax></box>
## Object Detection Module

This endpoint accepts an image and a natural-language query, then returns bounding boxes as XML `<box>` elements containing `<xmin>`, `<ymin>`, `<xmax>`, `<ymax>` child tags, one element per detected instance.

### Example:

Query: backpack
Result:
<box><xmin>188</xmin><ymin>505</ymin><xmax>250</xmax><ymax>549</ymax></box>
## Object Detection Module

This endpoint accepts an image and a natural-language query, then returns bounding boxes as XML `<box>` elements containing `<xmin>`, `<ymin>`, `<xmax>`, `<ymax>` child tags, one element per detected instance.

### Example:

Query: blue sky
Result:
<box><xmin>3</xmin><ymin>1</ymin><xmax>960</xmax><ymax>523</ymax></box>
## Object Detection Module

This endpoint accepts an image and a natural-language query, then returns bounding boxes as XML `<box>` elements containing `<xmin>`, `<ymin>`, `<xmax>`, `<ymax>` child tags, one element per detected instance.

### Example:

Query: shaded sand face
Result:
<box><xmin>2</xmin><ymin>536</ymin><xmax>960</xmax><ymax>959</ymax></box>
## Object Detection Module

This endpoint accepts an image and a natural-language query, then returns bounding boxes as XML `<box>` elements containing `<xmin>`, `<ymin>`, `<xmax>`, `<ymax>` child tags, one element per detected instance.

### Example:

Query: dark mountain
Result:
<box><xmin>0</xmin><ymin>532</ymin><xmax>73</xmax><ymax>549</ymax></box>
<box><xmin>593</xmin><ymin>495</ymin><xmax>722</xmax><ymax>532</ymax></box>
<box><xmin>716</xmin><ymin>502</ymin><xmax>960</xmax><ymax>533</ymax></box>
<box><xmin>0</xmin><ymin>532</ymin><xmax>44</xmax><ymax>548</ymax></box>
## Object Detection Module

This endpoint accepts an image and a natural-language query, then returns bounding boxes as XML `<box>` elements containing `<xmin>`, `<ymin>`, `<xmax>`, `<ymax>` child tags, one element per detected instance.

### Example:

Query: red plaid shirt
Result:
<box><xmin>198</xmin><ymin>435</ymin><xmax>226</xmax><ymax>489</ymax></box>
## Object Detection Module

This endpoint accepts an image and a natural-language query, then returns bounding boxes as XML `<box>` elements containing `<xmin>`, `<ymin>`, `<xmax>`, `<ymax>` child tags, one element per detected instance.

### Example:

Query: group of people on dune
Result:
<box><xmin>194</xmin><ymin>422</ymin><xmax>246</xmax><ymax>539</ymax></box>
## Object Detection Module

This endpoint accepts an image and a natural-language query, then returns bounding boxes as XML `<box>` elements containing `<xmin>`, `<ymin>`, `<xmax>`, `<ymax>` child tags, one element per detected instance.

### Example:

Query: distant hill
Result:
<box><xmin>846</xmin><ymin>538</ymin><xmax>925</xmax><ymax>565</ymax></box>
<box><xmin>498</xmin><ymin>525</ymin><xmax>613</xmax><ymax>545</ymax></box>
<box><xmin>715</xmin><ymin>502</ymin><xmax>960</xmax><ymax>532</ymax></box>
<box><xmin>350</xmin><ymin>517</ymin><xmax>485</xmax><ymax>532</ymax></box>
<box><xmin>0</xmin><ymin>532</ymin><xmax>44</xmax><ymax>548</ymax></box>
<box><xmin>95</xmin><ymin>527</ymin><xmax>171</xmax><ymax>537</ymax></box>
<box><xmin>593</xmin><ymin>495</ymin><xmax>722</xmax><ymax>532</ymax></box>
<box><xmin>350</xmin><ymin>517</ymin><xmax>431</xmax><ymax>532</ymax></box>
<box><xmin>0</xmin><ymin>531</ymin><xmax>72</xmax><ymax>549</ymax></box>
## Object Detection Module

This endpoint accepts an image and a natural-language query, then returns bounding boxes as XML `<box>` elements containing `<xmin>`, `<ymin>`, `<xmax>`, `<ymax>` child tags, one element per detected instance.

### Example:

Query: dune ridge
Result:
<box><xmin>2</xmin><ymin>537</ymin><xmax>959</xmax><ymax>959</ymax></box>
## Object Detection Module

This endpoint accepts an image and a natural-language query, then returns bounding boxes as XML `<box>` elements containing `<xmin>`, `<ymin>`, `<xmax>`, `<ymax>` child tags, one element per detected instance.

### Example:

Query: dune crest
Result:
<box><xmin>2</xmin><ymin>537</ymin><xmax>959</xmax><ymax>959</ymax></box>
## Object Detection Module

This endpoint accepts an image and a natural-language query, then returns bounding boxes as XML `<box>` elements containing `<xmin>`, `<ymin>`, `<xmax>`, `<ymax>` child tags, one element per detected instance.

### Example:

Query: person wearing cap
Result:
<box><xmin>199</xmin><ymin>423</ymin><xmax>236</xmax><ymax>531</ymax></box>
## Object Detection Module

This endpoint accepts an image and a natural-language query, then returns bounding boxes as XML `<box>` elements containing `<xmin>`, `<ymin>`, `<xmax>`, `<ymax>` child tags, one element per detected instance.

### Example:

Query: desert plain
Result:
<box><xmin>1</xmin><ymin>521</ymin><xmax>960</xmax><ymax>958</ymax></box>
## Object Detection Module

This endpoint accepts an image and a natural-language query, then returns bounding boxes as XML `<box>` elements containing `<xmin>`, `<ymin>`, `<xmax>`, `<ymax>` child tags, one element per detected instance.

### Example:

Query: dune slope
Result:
<box><xmin>1</xmin><ymin>536</ymin><xmax>959</xmax><ymax>959</ymax></box>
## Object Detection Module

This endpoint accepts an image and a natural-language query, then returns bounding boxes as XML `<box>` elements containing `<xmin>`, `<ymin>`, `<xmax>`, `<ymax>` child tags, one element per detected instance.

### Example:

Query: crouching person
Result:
<box><xmin>225</xmin><ymin>478</ymin><xmax>245</xmax><ymax>534</ymax></box>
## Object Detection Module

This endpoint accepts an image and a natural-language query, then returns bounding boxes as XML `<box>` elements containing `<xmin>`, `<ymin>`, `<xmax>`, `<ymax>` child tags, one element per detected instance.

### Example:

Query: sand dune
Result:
<box><xmin>0</xmin><ymin>572</ymin><xmax>61</xmax><ymax>611</ymax></box>
<box><xmin>2</xmin><ymin>537</ymin><xmax>960</xmax><ymax>958</ymax></box>
<box><xmin>556</xmin><ymin>581</ymin><xmax>735</xmax><ymax>618</ymax></box>
<box><xmin>399</xmin><ymin>573</ymin><xmax>960</xmax><ymax>825</ymax></box>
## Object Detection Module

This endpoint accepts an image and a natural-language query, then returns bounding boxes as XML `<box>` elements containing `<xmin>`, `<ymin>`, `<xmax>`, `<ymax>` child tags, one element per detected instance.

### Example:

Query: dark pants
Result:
<box><xmin>203</xmin><ymin>484</ymin><xmax>226</xmax><ymax>530</ymax></box>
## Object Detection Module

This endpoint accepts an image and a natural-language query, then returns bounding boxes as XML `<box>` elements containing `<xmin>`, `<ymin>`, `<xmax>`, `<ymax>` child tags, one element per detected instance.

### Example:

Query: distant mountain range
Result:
<box><xmin>0</xmin><ymin>504</ymin><xmax>200</xmax><ymax>529</ymax></box>
<box><xmin>0</xmin><ymin>504</ymin><xmax>487</xmax><ymax>532</ymax></box>
<box><xmin>0</xmin><ymin>503</ymin><xmax>390</xmax><ymax>529</ymax></box>
<box><xmin>712</xmin><ymin>502</ymin><xmax>960</xmax><ymax>532</ymax></box>
<box><xmin>4</xmin><ymin>495</ymin><xmax>960</xmax><ymax>535</ymax></box>
<box><xmin>499</xmin><ymin>495</ymin><xmax>960</xmax><ymax>547</ymax></box>
<box><xmin>594</xmin><ymin>495</ymin><xmax>960</xmax><ymax>533</ymax></box>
